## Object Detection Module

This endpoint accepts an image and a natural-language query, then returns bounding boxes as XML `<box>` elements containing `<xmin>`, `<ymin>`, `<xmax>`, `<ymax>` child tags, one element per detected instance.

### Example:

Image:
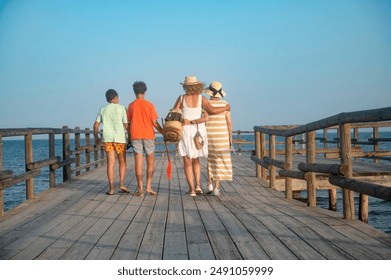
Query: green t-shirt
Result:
<box><xmin>96</xmin><ymin>103</ymin><xmax>128</xmax><ymax>143</ymax></box>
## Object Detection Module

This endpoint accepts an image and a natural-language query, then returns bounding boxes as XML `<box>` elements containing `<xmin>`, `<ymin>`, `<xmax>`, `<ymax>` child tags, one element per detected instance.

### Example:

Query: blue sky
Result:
<box><xmin>0</xmin><ymin>0</ymin><xmax>390</xmax><ymax>131</ymax></box>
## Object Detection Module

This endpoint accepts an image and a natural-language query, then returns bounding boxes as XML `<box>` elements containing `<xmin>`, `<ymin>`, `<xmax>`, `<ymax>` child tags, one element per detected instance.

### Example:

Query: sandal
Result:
<box><xmin>186</xmin><ymin>191</ymin><xmax>196</xmax><ymax>197</ymax></box>
<box><xmin>195</xmin><ymin>186</ymin><xmax>203</xmax><ymax>194</ymax></box>
<box><xmin>106</xmin><ymin>190</ymin><xmax>114</xmax><ymax>195</ymax></box>
<box><xmin>119</xmin><ymin>186</ymin><xmax>130</xmax><ymax>193</ymax></box>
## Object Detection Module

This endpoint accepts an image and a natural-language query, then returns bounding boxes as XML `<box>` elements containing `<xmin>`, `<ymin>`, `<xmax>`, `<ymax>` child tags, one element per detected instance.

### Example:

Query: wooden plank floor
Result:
<box><xmin>0</xmin><ymin>155</ymin><xmax>390</xmax><ymax>260</ymax></box>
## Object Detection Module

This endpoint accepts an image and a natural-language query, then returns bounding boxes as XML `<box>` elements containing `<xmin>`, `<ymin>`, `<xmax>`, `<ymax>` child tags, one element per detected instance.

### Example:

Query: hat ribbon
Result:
<box><xmin>209</xmin><ymin>86</ymin><xmax>224</xmax><ymax>97</ymax></box>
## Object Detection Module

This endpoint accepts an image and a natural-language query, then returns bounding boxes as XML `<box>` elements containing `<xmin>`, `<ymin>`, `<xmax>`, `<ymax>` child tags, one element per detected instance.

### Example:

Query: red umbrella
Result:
<box><xmin>165</xmin><ymin>141</ymin><xmax>172</xmax><ymax>181</ymax></box>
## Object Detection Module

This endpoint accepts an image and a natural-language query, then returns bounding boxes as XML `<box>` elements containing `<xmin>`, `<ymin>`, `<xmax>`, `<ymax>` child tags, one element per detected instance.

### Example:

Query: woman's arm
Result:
<box><xmin>202</xmin><ymin>96</ymin><xmax>230</xmax><ymax>115</ymax></box>
<box><xmin>183</xmin><ymin>110</ymin><xmax>209</xmax><ymax>126</ymax></box>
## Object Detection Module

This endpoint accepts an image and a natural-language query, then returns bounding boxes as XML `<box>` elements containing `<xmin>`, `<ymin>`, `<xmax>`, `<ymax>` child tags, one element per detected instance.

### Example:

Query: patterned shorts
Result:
<box><xmin>104</xmin><ymin>142</ymin><xmax>126</xmax><ymax>155</ymax></box>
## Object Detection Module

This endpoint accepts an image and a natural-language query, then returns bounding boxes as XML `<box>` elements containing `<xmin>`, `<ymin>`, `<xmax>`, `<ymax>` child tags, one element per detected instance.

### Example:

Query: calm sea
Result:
<box><xmin>2</xmin><ymin>131</ymin><xmax>390</xmax><ymax>234</ymax></box>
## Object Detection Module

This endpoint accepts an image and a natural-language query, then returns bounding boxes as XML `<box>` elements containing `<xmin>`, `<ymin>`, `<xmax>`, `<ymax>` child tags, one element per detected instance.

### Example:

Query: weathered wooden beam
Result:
<box><xmin>71</xmin><ymin>158</ymin><xmax>106</xmax><ymax>174</ymax></box>
<box><xmin>0</xmin><ymin>170</ymin><xmax>13</xmax><ymax>180</ymax></box>
<box><xmin>250</xmin><ymin>155</ymin><xmax>269</xmax><ymax>170</ymax></box>
<box><xmin>0</xmin><ymin>170</ymin><xmax>41</xmax><ymax>190</ymax></box>
<box><xmin>254</xmin><ymin>107</ymin><xmax>391</xmax><ymax>137</ymax></box>
<box><xmin>26</xmin><ymin>156</ymin><xmax>61</xmax><ymax>170</ymax></box>
<box><xmin>263</xmin><ymin>156</ymin><xmax>286</xmax><ymax>169</ymax></box>
<box><xmin>298</xmin><ymin>162</ymin><xmax>349</xmax><ymax>176</ymax></box>
<box><xmin>368</xmin><ymin>137</ymin><xmax>391</xmax><ymax>142</ymax></box>
<box><xmin>278</xmin><ymin>170</ymin><xmax>306</xmax><ymax>180</ymax></box>
<box><xmin>51</xmin><ymin>158</ymin><xmax>76</xmax><ymax>170</ymax></box>
<box><xmin>329</xmin><ymin>175</ymin><xmax>391</xmax><ymax>201</ymax></box>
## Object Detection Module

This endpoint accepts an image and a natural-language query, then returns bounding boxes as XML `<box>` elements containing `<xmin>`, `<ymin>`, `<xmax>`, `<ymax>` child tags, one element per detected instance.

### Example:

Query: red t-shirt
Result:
<box><xmin>127</xmin><ymin>99</ymin><xmax>158</xmax><ymax>140</ymax></box>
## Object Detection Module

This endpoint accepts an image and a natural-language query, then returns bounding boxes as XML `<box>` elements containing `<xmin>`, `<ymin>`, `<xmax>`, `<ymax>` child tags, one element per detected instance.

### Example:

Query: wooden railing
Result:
<box><xmin>154</xmin><ymin>130</ymin><xmax>254</xmax><ymax>155</ymax></box>
<box><xmin>0</xmin><ymin>128</ymin><xmax>253</xmax><ymax>216</ymax></box>
<box><xmin>0</xmin><ymin>126</ymin><xmax>106</xmax><ymax>216</ymax></box>
<box><xmin>252</xmin><ymin>107</ymin><xmax>391</xmax><ymax>223</ymax></box>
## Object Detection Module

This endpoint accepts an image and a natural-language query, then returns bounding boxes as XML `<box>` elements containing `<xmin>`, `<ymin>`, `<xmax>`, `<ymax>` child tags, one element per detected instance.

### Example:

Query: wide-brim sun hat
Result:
<box><xmin>180</xmin><ymin>75</ymin><xmax>203</xmax><ymax>85</ymax></box>
<box><xmin>204</xmin><ymin>81</ymin><xmax>226</xmax><ymax>98</ymax></box>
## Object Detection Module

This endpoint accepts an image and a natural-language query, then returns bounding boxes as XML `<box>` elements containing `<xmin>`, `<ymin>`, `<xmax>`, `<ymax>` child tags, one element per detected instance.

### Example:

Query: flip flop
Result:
<box><xmin>119</xmin><ymin>186</ymin><xmax>130</xmax><ymax>193</ymax></box>
<box><xmin>106</xmin><ymin>191</ymin><xmax>114</xmax><ymax>195</ymax></box>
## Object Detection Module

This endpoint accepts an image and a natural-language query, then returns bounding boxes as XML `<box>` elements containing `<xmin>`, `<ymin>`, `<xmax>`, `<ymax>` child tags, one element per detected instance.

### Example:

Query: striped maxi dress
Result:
<box><xmin>205</xmin><ymin>99</ymin><xmax>233</xmax><ymax>181</ymax></box>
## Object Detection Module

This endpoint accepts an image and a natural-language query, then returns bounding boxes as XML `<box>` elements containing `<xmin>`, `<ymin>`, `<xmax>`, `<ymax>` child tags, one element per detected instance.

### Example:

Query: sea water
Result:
<box><xmin>1</xmin><ymin>132</ymin><xmax>390</xmax><ymax>234</ymax></box>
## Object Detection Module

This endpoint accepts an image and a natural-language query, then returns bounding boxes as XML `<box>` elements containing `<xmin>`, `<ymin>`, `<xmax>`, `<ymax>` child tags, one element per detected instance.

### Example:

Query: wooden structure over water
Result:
<box><xmin>252</xmin><ymin>107</ymin><xmax>391</xmax><ymax>224</ymax></box>
<box><xmin>0</xmin><ymin>155</ymin><xmax>391</xmax><ymax>260</ymax></box>
<box><xmin>0</xmin><ymin>107</ymin><xmax>391</xmax><ymax>259</ymax></box>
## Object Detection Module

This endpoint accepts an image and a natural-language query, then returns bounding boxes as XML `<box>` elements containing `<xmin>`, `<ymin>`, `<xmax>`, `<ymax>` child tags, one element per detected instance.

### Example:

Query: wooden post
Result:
<box><xmin>323</xmin><ymin>128</ymin><xmax>328</xmax><ymax>158</ymax></box>
<box><xmin>260</xmin><ymin>133</ymin><xmax>266</xmax><ymax>180</ymax></box>
<box><xmin>62</xmin><ymin>126</ymin><xmax>71</xmax><ymax>182</ymax></box>
<box><xmin>358</xmin><ymin>193</ymin><xmax>368</xmax><ymax>223</ymax></box>
<box><xmin>285</xmin><ymin>136</ymin><xmax>292</xmax><ymax>199</ymax></box>
<box><xmin>353</xmin><ymin>127</ymin><xmax>359</xmax><ymax>161</ymax></box>
<box><xmin>85</xmin><ymin>128</ymin><xmax>91</xmax><ymax>172</ymax></box>
<box><xmin>25</xmin><ymin>133</ymin><xmax>34</xmax><ymax>199</ymax></box>
<box><xmin>75</xmin><ymin>127</ymin><xmax>81</xmax><ymax>176</ymax></box>
<box><xmin>269</xmin><ymin>134</ymin><xmax>276</xmax><ymax>188</ymax></box>
<box><xmin>255</xmin><ymin>131</ymin><xmax>261</xmax><ymax>179</ymax></box>
<box><xmin>306</xmin><ymin>131</ymin><xmax>316</xmax><ymax>207</ymax></box>
<box><xmin>339</xmin><ymin>123</ymin><xmax>355</xmax><ymax>220</ymax></box>
<box><xmin>329</xmin><ymin>189</ymin><xmax>337</xmax><ymax>211</ymax></box>
<box><xmin>373</xmin><ymin>126</ymin><xmax>379</xmax><ymax>163</ymax></box>
<box><xmin>325</xmin><ymin>128</ymin><xmax>337</xmax><ymax>211</ymax></box>
<box><xmin>49</xmin><ymin>133</ymin><xmax>56</xmax><ymax>188</ymax></box>
<box><xmin>237</xmin><ymin>130</ymin><xmax>242</xmax><ymax>155</ymax></box>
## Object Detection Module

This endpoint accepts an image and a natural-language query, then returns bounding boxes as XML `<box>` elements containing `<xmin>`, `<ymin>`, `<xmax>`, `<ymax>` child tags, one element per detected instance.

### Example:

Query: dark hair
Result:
<box><xmin>133</xmin><ymin>81</ymin><xmax>147</xmax><ymax>95</ymax></box>
<box><xmin>106</xmin><ymin>89</ymin><xmax>118</xmax><ymax>102</ymax></box>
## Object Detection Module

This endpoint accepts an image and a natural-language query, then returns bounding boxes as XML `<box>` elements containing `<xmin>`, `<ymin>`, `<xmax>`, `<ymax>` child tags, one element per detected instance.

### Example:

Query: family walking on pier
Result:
<box><xmin>93</xmin><ymin>76</ymin><xmax>233</xmax><ymax>197</ymax></box>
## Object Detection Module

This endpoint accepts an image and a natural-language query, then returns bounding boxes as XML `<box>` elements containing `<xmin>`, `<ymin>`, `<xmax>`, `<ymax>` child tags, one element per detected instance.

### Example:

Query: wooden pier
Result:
<box><xmin>0</xmin><ymin>155</ymin><xmax>391</xmax><ymax>260</ymax></box>
<box><xmin>1</xmin><ymin>107</ymin><xmax>391</xmax><ymax>260</ymax></box>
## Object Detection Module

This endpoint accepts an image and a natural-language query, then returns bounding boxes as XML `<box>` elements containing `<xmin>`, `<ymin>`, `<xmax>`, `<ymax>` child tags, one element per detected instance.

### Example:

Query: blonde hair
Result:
<box><xmin>183</xmin><ymin>83</ymin><xmax>205</xmax><ymax>95</ymax></box>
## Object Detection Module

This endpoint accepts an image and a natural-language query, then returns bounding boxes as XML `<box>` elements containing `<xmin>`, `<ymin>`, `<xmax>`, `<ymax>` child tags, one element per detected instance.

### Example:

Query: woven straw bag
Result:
<box><xmin>163</xmin><ymin>109</ymin><xmax>183</xmax><ymax>142</ymax></box>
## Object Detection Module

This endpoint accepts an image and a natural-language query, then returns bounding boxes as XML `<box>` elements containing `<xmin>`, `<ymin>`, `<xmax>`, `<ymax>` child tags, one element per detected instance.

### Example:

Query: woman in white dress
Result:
<box><xmin>172</xmin><ymin>76</ymin><xmax>230</xmax><ymax>196</ymax></box>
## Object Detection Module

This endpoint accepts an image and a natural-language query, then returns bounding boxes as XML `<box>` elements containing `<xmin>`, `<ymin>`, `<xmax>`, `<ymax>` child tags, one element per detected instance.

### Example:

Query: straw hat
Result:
<box><xmin>180</xmin><ymin>75</ymin><xmax>203</xmax><ymax>85</ymax></box>
<box><xmin>204</xmin><ymin>81</ymin><xmax>226</xmax><ymax>98</ymax></box>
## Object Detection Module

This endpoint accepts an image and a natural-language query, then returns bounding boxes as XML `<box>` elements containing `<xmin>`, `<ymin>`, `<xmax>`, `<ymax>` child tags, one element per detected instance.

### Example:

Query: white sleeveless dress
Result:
<box><xmin>178</xmin><ymin>95</ymin><xmax>208</xmax><ymax>158</ymax></box>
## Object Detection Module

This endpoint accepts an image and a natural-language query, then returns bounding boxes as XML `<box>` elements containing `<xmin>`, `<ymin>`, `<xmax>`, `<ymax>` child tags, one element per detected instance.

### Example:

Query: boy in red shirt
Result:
<box><xmin>127</xmin><ymin>81</ymin><xmax>163</xmax><ymax>196</ymax></box>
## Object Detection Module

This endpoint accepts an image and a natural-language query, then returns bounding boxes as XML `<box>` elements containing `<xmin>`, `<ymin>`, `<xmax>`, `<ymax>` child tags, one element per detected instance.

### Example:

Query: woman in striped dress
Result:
<box><xmin>204</xmin><ymin>81</ymin><xmax>233</xmax><ymax>196</ymax></box>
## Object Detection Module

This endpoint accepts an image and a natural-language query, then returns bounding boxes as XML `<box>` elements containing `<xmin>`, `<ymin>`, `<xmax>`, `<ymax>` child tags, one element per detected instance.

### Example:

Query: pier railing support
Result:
<box><xmin>25</xmin><ymin>133</ymin><xmax>34</xmax><ymax>200</ymax></box>
<box><xmin>339</xmin><ymin>123</ymin><xmax>355</xmax><ymax>220</ymax></box>
<box><xmin>49</xmin><ymin>133</ymin><xmax>56</xmax><ymax>188</ymax></box>
<box><xmin>62</xmin><ymin>126</ymin><xmax>71</xmax><ymax>182</ymax></box>
<box><xmin>285</xmin><ymin>136</ymin><xmax>293</xmax><ymax>199</ymax></box>
<box><xmin>269</xmin><ymin>135</ymin><xmax>276</xmax><ymax>188</ymax></box>
<box><xmin>306</xmin><ymin>131</ymin><xmax>316</xmax><ymax>207</ymax></box>
<box><xmin>255</xmin><ymin>131</ymin><xmax>261</xmax><ymax>179</ymax></box>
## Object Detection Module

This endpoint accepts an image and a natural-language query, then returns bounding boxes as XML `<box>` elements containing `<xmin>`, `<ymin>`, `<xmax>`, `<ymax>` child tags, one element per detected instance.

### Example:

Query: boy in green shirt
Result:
<box><xmin>94</xmin><ymin>89</ymin><xmax>129</xmax><ymax>195</ymax></box>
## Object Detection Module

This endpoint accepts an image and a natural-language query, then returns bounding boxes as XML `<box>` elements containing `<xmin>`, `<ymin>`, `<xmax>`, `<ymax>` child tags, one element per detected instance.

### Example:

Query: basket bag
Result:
<box><xmin>163</xmin><ymin>109</ymin><xmax>183</xmax><ymax>142</ymax></box>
